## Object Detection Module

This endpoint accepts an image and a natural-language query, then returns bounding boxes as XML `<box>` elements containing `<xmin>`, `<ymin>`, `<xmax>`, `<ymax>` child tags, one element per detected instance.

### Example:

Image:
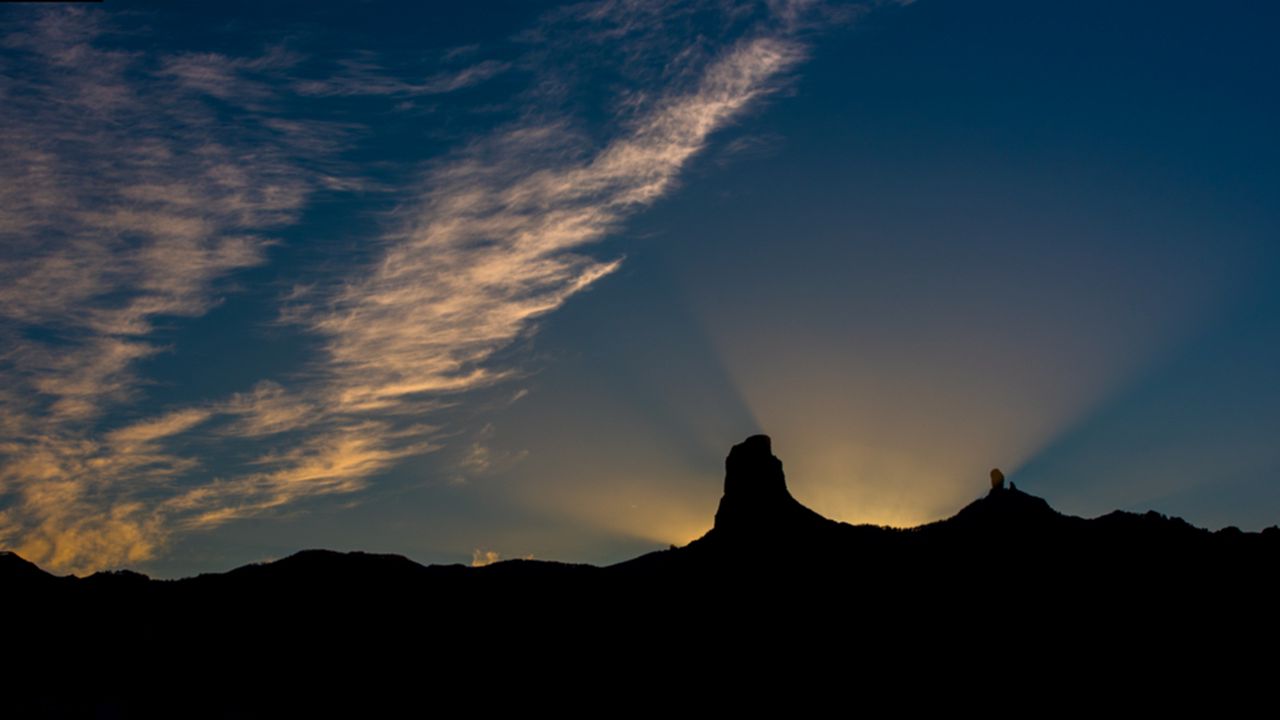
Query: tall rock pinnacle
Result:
<box><xmin>712</xmin><ymin>434</ymin><xmax>828</xmax><ymax>538</ymax></box>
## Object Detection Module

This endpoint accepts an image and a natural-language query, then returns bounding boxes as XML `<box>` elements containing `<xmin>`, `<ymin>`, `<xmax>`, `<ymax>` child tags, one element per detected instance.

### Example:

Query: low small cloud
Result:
<box><xmin>471</xmin><ymin>548</ymin><xmax>534</xmax><ymax>567</ymax></box>
<box><xmin>471</xmin><ymin>548</ymin><xmax>501</xmax><ymax>567</ymax></box>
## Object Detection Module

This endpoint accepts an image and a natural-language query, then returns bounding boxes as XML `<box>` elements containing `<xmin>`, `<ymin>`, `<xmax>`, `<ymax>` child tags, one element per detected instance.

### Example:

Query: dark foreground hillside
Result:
<box><xmin>7</xmin><ymin>435</ymin><xmax>1278</xmax><ymax>714</ymax></box>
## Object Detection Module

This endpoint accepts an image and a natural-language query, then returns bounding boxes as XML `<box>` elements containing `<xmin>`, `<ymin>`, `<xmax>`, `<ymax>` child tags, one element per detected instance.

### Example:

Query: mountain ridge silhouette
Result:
<box><xmin>7</xmin><ymin>434</ymin><xmax>1277</xmax><ymax>713</ymax></box>
<box><xmin>5</xmin><ymin>433</ymin><xmax>1276</xmax><ymax>583</ymax></box>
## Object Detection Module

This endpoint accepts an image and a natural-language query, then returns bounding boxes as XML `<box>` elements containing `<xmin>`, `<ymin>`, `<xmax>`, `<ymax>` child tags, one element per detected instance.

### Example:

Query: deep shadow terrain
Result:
<box><xmin>7</xmin><ymin>435</ymin><xmax>1279</xmax><ymax>714</ymax></box>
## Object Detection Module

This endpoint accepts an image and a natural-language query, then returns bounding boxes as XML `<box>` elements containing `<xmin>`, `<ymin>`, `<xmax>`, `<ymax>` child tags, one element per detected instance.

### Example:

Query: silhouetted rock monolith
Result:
<box><xmin>711</xmin><ymin>434</ymin><xmax>829</xmax><ymax>541</ymax></box>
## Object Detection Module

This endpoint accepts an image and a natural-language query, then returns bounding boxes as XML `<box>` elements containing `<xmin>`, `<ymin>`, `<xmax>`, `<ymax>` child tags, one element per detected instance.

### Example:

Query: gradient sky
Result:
<box><xmin>2</xmin><ymin>0</ymin><xmax>1277</xmax><ymax>577</ymax></box>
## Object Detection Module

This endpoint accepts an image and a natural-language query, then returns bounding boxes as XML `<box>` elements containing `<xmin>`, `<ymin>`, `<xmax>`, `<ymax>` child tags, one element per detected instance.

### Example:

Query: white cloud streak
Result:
<box><xmin>309</xmin><ymin>34</ymin><xmax>805</xmax><ymax>414</ymax></box>
<box><xmin>164</xmin><ymin>422</ymin><xmax>439</xmax><ymax>531</ymax></box>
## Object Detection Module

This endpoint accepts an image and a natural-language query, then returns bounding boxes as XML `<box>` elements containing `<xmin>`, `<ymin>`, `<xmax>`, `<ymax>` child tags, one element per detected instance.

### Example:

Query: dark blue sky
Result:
<box><xmin>2</xmin><ymin>1</ymin><xmax>1277</xmax><ymax>577</ymax></box>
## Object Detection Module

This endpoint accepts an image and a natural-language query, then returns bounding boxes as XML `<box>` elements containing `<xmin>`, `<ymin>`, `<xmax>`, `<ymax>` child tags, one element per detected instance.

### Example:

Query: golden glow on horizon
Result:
<box><xmin>498</xmin><ymin>242</ymin><xmax>1234</xmax><ymax>550</ymax></box>
<box><xmin>513</xmin><ymin>448</ymin><xmax>727</xmax><ymax>549</ymax></box>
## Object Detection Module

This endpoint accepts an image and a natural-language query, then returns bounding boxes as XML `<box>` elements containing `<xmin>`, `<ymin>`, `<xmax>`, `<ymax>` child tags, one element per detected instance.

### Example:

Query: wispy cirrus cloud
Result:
<box><xmin>1</xmin><ymin>1</ymin><xmax>848</xmax><ymax>575</ymax></box>
<box><xmin>163</xmin><ymin>421</ymin><xmax>439</xmax><ymax>531</ymax></box>
<box><xmin>0</xmin><ymin>8</ymin><xmax>355</xmax><ymax>573</ymax></box>
<box><xmin>294</xmin><ymin>57</ymin><xmax>512</xmax><ymax>98</ymax></box>
<box><xmin>307</xmin><ymin>32</ymin><xmax>805</xmax><ymax>414</ymax></box>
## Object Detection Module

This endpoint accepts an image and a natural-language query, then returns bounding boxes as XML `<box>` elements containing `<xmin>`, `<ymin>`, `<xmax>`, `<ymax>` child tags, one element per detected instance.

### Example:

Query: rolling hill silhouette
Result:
<box><xmin>8</xmin><ymin>434</ymin><xmax>1278</xmax><ymax>713</ymax></box>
